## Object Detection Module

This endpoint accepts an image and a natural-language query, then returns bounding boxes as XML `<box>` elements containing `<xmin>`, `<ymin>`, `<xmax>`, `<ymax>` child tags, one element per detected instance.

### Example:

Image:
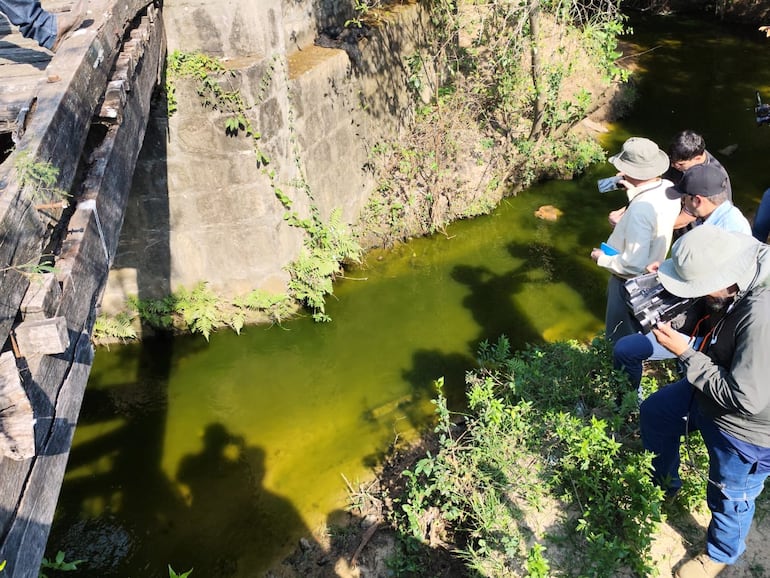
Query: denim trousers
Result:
<box><xmin>640</xmin><ymin>379</ymin><xmax>769</xmax><ymax>564</ymax></box>
<box><xmin>613</xmin><ymin>331</ymin><xmax>696</xmax><ymax>392</ymax></box>
<box><xmin>752</xmin><ymin>187</ymin><xmax>770</xmax><ymax>242</ymax></box>
<box><xmin>0</xmin><ymin>0</ymin><xmax>56</xmax><ymax>49</ymax></box>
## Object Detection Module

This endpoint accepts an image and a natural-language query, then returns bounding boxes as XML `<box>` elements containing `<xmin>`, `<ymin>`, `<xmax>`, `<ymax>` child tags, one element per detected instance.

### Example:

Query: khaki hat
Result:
<box><xmin>609</xmin><ymin>137</ymin><xmax>670</xmax><ymax>180</ymax></box>
<box><xmin>657</xmin><ymin>225</ymin><xmax>761</xmax><ymax>298</ymax></box>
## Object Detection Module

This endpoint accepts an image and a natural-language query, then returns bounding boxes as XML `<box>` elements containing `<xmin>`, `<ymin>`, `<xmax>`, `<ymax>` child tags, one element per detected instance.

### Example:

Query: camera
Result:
<box><xmin>624</xmin><ymin>272</ymin><xmax>696</xmax><ymax>333</ymax></box>
<box><xmin>756</xmin><ymin>91</ymin><xmax>770</xmax><ymax>126</ymax></box>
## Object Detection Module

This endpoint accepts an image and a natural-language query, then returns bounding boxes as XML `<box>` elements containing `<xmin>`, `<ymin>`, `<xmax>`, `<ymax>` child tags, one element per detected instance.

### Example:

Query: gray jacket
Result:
<box><xmin>678</xmin><ymin>244</ymin><xmax>770</xmax><ymax>447</ymax></box>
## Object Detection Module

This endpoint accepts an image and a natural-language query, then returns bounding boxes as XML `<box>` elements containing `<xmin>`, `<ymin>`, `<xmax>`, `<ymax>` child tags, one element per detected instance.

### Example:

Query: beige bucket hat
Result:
<box><xmin>609</xmin><ymin>137</ymin><xmax>670</xmax><ymax>180</ymax></box>
<box><xmin>657</xmin><ymin>225</ymin><xmax>761</xmax><ymax>298</ymax></box>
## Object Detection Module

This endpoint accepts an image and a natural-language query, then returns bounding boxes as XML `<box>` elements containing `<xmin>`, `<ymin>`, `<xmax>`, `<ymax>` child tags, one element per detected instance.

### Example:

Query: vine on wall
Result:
<box><xmin>99</xmin><ymin>50</ymin><xmax>363</xmax><ymax>340</ymax></box>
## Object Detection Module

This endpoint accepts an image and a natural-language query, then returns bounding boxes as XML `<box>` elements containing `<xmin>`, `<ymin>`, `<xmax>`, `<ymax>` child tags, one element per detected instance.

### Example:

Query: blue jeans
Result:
<box><xmin>613</xmin><ymin>332</ymin><xmax>698</xmax><ymax>393</ymax></box>
<box><xmin>613</xmin><ymin>332</ymin><xmax>654</xmax><ymax>392</ymax></box>
<box><xmin>0</xmin><ymin>0</ymin><xmax>56</xmax><ymax>49</ymax></box>
<box><xmin>752</xmin><ymin>187</ymin><xmax>770</xmax><ymax>242</ymax></box>
<box><xmin>640</xmin><ymin>379</ymin><xmax>769</xmax><ymax>564</ymax></box>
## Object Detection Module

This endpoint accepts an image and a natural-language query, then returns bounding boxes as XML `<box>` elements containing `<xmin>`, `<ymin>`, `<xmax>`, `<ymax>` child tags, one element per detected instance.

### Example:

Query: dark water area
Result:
<box><xmin>47</xmin><ymin>13</ymin><xmax>770</xmax><ymax>578</ymax></box>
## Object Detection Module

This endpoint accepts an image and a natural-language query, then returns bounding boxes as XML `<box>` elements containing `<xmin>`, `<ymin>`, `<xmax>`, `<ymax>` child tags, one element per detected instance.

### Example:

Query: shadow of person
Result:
<box><xmin>173</xmin><ymin>424</ymin><xmax>316</xmax><ymax>576</ymax></box>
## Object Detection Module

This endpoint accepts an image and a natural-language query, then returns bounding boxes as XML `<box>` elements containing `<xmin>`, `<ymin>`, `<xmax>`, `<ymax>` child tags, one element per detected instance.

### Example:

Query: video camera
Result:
<box><xmin>756</xmin><ymin>91</ymin><xmax>770</xmax><ymax>126</ymax></box>
<box><xmin>624</xmin><ymin>272</ymin><xmax>696</xmax><ymax>334</ymax></box>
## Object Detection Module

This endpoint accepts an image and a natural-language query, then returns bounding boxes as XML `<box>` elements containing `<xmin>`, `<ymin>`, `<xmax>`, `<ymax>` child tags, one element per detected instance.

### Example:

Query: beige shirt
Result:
<box><xmin>597</xmin><ymin>179</ymin><xmax>681</xmax><ymax>278</ymax></box>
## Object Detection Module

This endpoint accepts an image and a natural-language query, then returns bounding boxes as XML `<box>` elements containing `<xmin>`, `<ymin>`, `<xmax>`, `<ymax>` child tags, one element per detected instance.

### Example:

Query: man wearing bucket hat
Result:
<box><xmin>591</xmin><ymin>137</ymin><xmax>681</xmax><ymax>342</ymax></box>
<box><xmin>639</xmin><ymin>225</ymin><xmax>770</xmax><ymax>577</ymax></box>
<box><xmin>611</xmin><ymin>163</ymin><xmax>751</xmax><ymax>396</ymax></box>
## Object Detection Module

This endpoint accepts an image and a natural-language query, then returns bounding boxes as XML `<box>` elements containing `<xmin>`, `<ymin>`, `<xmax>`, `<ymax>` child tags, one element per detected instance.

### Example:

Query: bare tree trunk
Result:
<box><xmin>528</xmin><ymin>0</ymin><xmax>545</xmax><ymax>140</ymax></box>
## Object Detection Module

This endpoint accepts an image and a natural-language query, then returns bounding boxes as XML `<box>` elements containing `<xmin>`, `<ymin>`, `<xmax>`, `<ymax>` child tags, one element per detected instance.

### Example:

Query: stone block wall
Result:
<box><xmin>104</xmin><ymin>0</ymin><xmax>433</xmax><ymax>310</ymax></box>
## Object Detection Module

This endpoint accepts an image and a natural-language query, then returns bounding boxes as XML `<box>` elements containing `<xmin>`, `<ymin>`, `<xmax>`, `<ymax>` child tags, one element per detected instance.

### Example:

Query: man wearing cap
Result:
<box><xmin>612</xmin><ymin>163</ymin><xmax>751</xmax><ymax>395</ymax></box>
<box><xmin>591</xmin><ymin>137</ymin><xmax>681</xmax><ymax>342</ymax></box>
<box><xmin>640</xmin><ymin>225</ymin><xmax>770</xmax><ymax>577</ymax></box>
<box><xmin>676</xmin><ymin>163</ymin><xmax>748</xmax><ymax>234</ymax></box>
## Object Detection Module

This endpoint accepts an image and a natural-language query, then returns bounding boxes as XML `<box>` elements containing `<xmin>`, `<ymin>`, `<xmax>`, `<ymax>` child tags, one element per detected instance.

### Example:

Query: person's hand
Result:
<box><xmin>760</xmin><ymin>25</ymin><xmax>770</xmax><ymax>37</ymax></box>
<box><xmin>608</xmin><ymin>207</ymin><xmax>626</xmax><ymax>227</ymax></box>
<box><xmin>674</xmin><ymin>209</ymin><xmax>697</xmax><ymax>229</ymax></box>
<box><xmin>645</xmin><ymin>261</ymin><xmax>660</xmax><ymax>273</ymax></box>
<box><xmin>590</xmin><ymin>248</ymin><xmax>603</xmax><ymax>262</ymax></box>
<box><xmin>651</xmin><ymin>322</ymin><xmax>690</xmax><ymax>356</ymax></box>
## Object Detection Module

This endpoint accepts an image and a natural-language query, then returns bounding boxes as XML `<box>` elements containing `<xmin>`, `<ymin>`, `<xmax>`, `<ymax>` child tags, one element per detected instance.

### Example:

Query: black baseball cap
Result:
<box><xmin>676</xmin><ymin>163</ymin><xmax>727</xmax><ymax>197</ymax></box>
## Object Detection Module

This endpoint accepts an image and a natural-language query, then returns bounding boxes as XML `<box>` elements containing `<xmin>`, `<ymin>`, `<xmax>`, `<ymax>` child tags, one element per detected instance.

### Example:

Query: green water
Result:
<box><xmin>48</xmin><ymin>13</ymin><xmax>770</xmax><ymax>578</ymax></box>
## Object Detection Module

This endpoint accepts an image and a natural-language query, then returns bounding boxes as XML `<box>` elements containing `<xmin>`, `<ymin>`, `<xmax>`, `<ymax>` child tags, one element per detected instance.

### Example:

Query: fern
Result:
<box><xmin>128</xmin><ymin>295</ymin><xmax>176</xmax><ymax>330</ymax></box>
<box><xmin>174</xmin><ymin>282</ymin><xmax>221</xmax><ymax>340</ymax></box>
<box><xmin>93</xmin><ymin>313</ymin><xmax>137</xmax><ymax>343</ymax></box>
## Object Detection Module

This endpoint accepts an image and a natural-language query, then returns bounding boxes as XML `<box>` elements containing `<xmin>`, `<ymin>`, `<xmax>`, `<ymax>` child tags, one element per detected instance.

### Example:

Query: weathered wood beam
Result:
<box><xmin>0</xmin><ymin>2</ymin><xmax>165</xmax><ymax>575</ymax></box>
<box><xmin>0</xmin><ymin>0</ymin><xmax>155</xmax><ymax>347</ymax></box>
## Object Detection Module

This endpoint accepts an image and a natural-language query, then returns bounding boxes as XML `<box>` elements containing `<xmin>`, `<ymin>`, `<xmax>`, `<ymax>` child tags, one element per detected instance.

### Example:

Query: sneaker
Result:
<box><xmin>675</xmin><ymin>553</ymin><xmax>727</xmax><ymax>578</ymax></box>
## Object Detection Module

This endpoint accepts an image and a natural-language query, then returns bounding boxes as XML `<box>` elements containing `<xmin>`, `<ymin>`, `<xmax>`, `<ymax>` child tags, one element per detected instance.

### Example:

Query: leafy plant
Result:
<box><xmin>0</xmin><ymin>256</ymin><xmax>57</xmax><ymax>278</ymax></box>
<box><xmin>92</xmin><ymin>312</ymin><xmax>137</xmax><ymax>343</ymax></box>
<box><xmin>15</xmin><ymin>151</ymin><xmax>69</xmax><ymax>206</ymax></box>
<box><xmin>174</xmin><ymin>282</ymin><xmax>222</xmax><ymax>340</ymax></box>
<box><xmin>345</xmin><ymin>0</ymin><xmax>383</xmax><ymax>29</ymax></box>
<box><xmin>232</xmin><ymin>289</ymin><xmax>293</xmax><ymax>325</ymax></box>
<box><xmin>166</xmin><ymin>50</ymin><xmax>271</xmax><ymax>166</ymax></box>
<box><xmin>168</xmin><ymin>565</ymin><xmax>193</xmax><ymax>578</ymax></box>
<box><xmin>127</xmin><ymin>294</ymin><xmax>176</xmax><ymax>330</ymax></box>
<box><xmin>392</xmin><ymin>336</ymin><xmax>676</xmax><ymax>577</ymax></box>
<box><xmin>283</xmin><ymin>208</ymin><xmax>362</xmax><ymax>322</ymax></box>
<box><xmin>39</xmin><ymin>551</ymin><xmax>84</xmax><ymax>577</ymax></box>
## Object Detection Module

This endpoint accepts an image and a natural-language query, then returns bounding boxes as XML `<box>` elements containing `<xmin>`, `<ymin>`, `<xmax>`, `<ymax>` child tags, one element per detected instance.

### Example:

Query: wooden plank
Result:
<box><xmin>0</xmin><ymin>351</ymin><xmax>35</xmax><ymax>461</ymax></box>
<box><xmin>0</xmin><ymin>331</ymin><xmax>94</xmax><ymax>578</ymax></box>
<box><xmin>0</xmin><ymin>207</ymin><xmax>103</xmax><ymax>578</ymax></box>
<box><xmin>86</xmin><ymin>4</ymin><xmax>165</xmax><ymax>260</ymax></box>
<box><xmin>19</xmin><ymin>273</ymin><xmax>61</xmax><ymax>322</ymax></box>
<box><xmin>0</xmin><ymin>0</ymin><xmax>155</xmax><ymax>349</ymax></box>
<box><xmin>0</xmin><ymin>4</ymin><xmax>164</xmax><ymax>575</ymax></box>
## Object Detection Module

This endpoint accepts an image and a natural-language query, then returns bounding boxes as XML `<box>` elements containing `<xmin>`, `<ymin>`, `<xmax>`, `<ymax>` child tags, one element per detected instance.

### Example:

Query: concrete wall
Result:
<box><xmin>103</xmin><ymin>0</ymin><xmax>432</xmax><ymax>310</ymax></box>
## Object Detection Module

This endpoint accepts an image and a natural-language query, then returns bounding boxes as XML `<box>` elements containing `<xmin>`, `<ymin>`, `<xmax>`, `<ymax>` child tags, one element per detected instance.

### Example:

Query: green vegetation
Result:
<box><xmin>93</xmin><ymin>284</ymin><xmax>294</xmax><ymax>342</ymax></box>
<box><xmin>14</xmin><ymin>151</ymin><xmax>69</xmax><ymax>207</ymax></box>
<box><xmin>166</xmin><ymin>50</ymin><xmax>271</xmax><ymax>165</ymax></box>
<box><xmin>345</xmin><ymin>0</ymin><xmax>385</xmax><ymax>28</ymax></box>
<box><xmin>168</xmin><ymin>565</ymin><xmax>193</xmax><ymax>578</ymax></box>
<box><xmin>360</xmin><ymin>0</ymin><xmax>630</xmax><ymax>247</ymax></box>
<box><xmin>39</xmin><ymin>551</ymin><xmax>83</xmax><ymax>577</ymax></box>
<box><xmin>0</xmin><ymin>255</ymin><xmax>56</xmax><ymax>278</ymax></box>
<box><xmin>386</xmin><ymin>336</ymin><xmax>710</xmax><ymax>577</ymax></box>
<box><xmin>275</xmin><ymin>195</ymin><xmax>363</xmax><ymax>322</ymax></box>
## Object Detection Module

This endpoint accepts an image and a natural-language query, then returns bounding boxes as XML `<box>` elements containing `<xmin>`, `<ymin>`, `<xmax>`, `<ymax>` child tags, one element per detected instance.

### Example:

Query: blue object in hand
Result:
<box><xmin>597</xmin><ymin>176</ymin><xmax>622</xmax><ymax>193</ymax></box>
<box><xmin>600</xmin><ymin>242</ymin><xmax>619</xmax><ymax>256</ymax></box>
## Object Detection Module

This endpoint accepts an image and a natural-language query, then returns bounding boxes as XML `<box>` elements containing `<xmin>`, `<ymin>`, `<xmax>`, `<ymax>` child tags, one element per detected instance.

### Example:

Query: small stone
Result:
<box><xmin>534</xmin><ymin>205</ymin><xmax>563</xmax><ymax>221</ymax></box>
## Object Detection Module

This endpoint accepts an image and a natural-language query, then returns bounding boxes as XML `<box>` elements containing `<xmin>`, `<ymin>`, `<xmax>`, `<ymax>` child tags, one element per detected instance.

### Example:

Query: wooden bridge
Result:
<box><xmin>0</xmin><ymin>0</ymin><xmax>164</xmax><ymax>575</ymax></box>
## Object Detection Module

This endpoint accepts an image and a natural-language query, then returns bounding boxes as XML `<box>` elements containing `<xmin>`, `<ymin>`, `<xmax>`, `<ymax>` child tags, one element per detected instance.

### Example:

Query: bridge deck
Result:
<box><xmin>0</xmin><ymin>0</ymin><xmax>164</xmax><ymax>575</ymax></box>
